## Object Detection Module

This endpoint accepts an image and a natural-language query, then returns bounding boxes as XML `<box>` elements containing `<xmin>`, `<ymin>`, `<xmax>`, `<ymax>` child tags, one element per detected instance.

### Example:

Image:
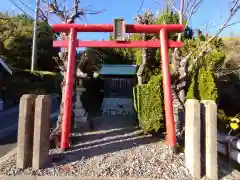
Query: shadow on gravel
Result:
<box><xmin>71</xmin><ymin>126</ymin><xmax>141</xmax><ymax>142</ymax></box>
<box><xmin>51</xmin><ymin>126</ymin><xmax>164</xmax><ymax>165</ymax></box>
<box><xmin>71</xmin><ymin>128</ymin><xmax>163</xmax><ymax>151</ymax></box>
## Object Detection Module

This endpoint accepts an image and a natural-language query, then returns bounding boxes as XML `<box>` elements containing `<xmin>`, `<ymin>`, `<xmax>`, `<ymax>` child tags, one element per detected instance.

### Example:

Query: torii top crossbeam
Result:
<box><xmin>51</xmin><ymin>23</ymin><xmax>184</xmax><ymax>33</ymax></box>
<box><xmin>52</xmin><ymin>24</ymin><xmax>184</xmax><ymax>48</ymax></box>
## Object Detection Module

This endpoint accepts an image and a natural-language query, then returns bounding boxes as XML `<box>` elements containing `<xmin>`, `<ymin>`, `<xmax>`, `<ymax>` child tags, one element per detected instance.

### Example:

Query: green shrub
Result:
<box><xmin>198</xmin><ymin>67</ymin><xmax>218</xmax><ymax>101</ymax></box>
<box><xmin>4</xmin><ymin>69</ymin><xmax>62</xmax><ymax>101</ymax></box>
<box><xmin>186</xmin><ymin>71</ymin><xmax>197</xmax><ymax>99</ymax></box>
<box><xmin>133</xmin><ymin>74</ymin><xmax>164</xmax><ymax>133</ymax></box>
<box><xmin>186</xmin><ymin>67</ymin><xmax>218</xmax><ymax>101</ymax></box>
<box><xmin>186</xmin><ymin>50</ymin><xmax>222</xmax><ymax>101</ymax></box>
<box><xmin>186</xmin><ymin>67</ymin><xmax>218</xmax><ymax>100</ymax></box>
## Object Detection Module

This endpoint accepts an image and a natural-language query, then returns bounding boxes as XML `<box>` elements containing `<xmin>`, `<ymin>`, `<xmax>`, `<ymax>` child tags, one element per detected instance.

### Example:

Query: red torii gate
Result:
<box><xmin>51</xmin><ymin>23</ymin><xmax>184</xmax><ymax>151</ymax></box>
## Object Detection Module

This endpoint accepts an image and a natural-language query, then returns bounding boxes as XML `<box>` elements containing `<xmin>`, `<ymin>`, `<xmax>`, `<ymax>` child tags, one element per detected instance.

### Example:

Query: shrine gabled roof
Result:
<box><xmin>99</xmin><ymin>64</ymin><xmax>137</xmax><ymax>76</ymax></box>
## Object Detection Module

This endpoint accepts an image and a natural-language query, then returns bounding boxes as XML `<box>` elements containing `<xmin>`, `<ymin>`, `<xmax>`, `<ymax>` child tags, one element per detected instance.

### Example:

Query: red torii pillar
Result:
<box><xmin>51</xmin><ymin>23</ymin><xmax>184</xmax><ymax>151</ymax></box>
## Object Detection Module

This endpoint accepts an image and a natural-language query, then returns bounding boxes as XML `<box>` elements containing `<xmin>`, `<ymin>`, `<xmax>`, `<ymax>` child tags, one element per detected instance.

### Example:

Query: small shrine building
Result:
<box><xmin>99</xmin><ymin>64</ymin><xmax>137</xmax><ymax>116</ymax></box>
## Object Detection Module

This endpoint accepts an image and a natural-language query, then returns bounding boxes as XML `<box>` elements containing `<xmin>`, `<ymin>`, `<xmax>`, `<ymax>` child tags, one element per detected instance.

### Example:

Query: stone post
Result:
<box><xmin>32</xmin><ymin>95</ymin><xmax>52</xmax><ymax>170</ymax></box>
<box><xmin>201</xmin><ymin>100</ymin><xmax>218</xmax><ymax>180</ymax></box>
<box><xmin>16</xmin><ymin>94</ymin><xmax>36</xmax><ymax>169</ymax></box>
<box><xmin>185</xmin><ymin>99</ymin><xmax>201</xmax><ymax>180</ymax></box>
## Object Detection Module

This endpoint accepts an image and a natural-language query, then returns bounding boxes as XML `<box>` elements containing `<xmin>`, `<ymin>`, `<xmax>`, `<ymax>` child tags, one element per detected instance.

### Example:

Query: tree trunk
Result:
<box><xmin>137</xmin><ymin>48</ymin><xmax>147</xmax><ymax>85</ymax></box>
<box><xmin>50</xmin><ymin>32</ymin><xmax>69</xmax><ymax>148</ymax></box>
<box><xmin>177</xmin><ymin>65</ymin><xmax>187</xmax><ymax>141</ymax></box>
<box><xmin>178</xmin><ymin>66</ymin><xmax>186</xmax><ymax>103</ymax></box>
<box><xmin>137</xmin><ymin>34</ymin><xmax>147</xmax><ymax>85</ymax></box>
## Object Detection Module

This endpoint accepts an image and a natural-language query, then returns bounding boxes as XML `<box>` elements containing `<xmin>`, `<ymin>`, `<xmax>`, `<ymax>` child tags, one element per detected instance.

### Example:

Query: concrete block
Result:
<box><xmin>185</xmin><ymin>99</ymin><xmax>201</xmax><ymax>180</ymax></box>
<box><xmin>201</xmin><ymin>100</ymin><xmax>218</xmax><ymax>180</ymax></box>
<box><xmin>17</xmin><ymin>94</ymin><xmax>36</xmax><ymax>169</ymax></box>
<box><xmin>32</xmin><ymin>95</ymin><xmax>52</xmax><ymax>170</ymax></box>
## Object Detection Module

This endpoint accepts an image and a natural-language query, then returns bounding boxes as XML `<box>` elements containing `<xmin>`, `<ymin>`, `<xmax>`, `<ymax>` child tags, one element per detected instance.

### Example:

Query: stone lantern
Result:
<box><xmin>73</xmin><ymin>70</ymin><xmax>88</xmax><ymax>130</ymax></box>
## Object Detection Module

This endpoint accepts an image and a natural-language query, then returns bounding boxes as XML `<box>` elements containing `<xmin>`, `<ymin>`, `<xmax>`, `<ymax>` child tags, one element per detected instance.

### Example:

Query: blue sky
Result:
<box><xmin>1</xmin><ymin>0</ymin><xmax>240</xmax><ymax>40</ymax></box>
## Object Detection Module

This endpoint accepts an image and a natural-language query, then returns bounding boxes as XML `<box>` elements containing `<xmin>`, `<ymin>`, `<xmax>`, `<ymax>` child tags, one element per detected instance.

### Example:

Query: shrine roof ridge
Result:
<box><xmin>99</xmin><ymin>64</ymin><xmax>137</xmax><ymax>76</ymax></box>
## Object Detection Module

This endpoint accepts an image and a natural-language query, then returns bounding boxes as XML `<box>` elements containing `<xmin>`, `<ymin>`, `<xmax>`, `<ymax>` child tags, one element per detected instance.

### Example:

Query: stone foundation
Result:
<box><xmin>101</xmin><ymin>98</ymin><xmax>135</xmax><ymax>116</ymax></box>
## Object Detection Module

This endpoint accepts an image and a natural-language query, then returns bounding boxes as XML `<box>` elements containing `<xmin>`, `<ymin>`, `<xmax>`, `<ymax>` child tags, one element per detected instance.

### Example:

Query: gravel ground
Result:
<box><xmin>0</xmin><ymin>116</ymin><xmax>239</xmax><ymax>180</ymax></box>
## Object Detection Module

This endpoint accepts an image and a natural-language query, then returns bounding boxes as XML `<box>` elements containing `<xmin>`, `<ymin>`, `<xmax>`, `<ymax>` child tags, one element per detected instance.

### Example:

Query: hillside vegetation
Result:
<box><xmin>223</xmin><ymin>37</ymin><xmax>240</xmax><ymax>69</ymax></box>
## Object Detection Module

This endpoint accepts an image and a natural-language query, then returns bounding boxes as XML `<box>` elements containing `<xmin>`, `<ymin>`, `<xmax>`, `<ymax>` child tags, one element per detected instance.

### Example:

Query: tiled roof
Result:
<box><xmin>99</xmin><ymin>64</ymin><xmax>137</xmax><ymax>75</ymax></box>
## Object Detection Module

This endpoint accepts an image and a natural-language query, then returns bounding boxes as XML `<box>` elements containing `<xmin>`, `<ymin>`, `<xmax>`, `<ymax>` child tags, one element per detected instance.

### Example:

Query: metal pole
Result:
<box><xmin>31</xmin><ymin>0</ymin><xmax>40</xmax><ymax>71</ymax></box>
<box><xmin>159</xmin><ymin>28</ymin><xmax>176</xmax><ymax>150</ymax></box>
<box><xmin>60</xmin><ymin>28</ymin><xmax>77</xmax><ymax>150</ymax></box>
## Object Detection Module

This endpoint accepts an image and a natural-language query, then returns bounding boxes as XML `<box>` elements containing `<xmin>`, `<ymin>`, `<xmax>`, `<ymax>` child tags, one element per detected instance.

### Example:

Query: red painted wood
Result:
<box><xmin>51</xmin><ymin>24</ymin><xmax>184</xmax><ymax>33</ymax></box>
<box><xmin>159</xmin><ymin>28</ymin><xmax>176</xmax><ymax>147</ymax></box>
<box><xmin>53</xmin><ymin>40</ymin><xmax>183</xmax><ymax>48</ymax></box>
<box><xmin>60</xmin><ymin>28</ymin><xmax>77</xmax><ymax>149</ymax></box>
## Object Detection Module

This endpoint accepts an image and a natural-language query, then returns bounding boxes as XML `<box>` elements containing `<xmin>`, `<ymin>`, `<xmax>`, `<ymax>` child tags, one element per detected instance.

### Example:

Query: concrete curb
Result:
<box><xmin>0</xmin><ymin>175</ymin><xmax>159</xmax><ymax>180</ymax></box>
<box><xmin>0</xmin><ymin>111</ymin><xmax>59</xmax><ymax>166</ymax></box>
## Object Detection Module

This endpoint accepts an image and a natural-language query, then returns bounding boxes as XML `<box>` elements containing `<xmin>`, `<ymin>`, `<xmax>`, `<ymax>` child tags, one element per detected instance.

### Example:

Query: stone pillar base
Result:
<box><xmin>72</xmin><ymin>119</ymin><xmax>91</xmax><ymax>133</ymax></box>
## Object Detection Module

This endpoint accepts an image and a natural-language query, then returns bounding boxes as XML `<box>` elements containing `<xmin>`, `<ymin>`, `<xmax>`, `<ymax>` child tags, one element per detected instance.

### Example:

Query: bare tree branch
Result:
<box><xmin>167</xmin><ymin>0</ymin><xmax>179</xmax><ymax>12</ymax></box>
<box><xmin>9</xmin><ymin>0</ymin><xmax>33</xmax><ymax>19</ymax></box>
<box><xmin>42</xmin><ymin>0</ymin><xmax>104</xmax><ymax>24</ymax></box>
<box><xmin>224</xmin><ymin>20</ymin><xmax>240</xmax><ymax>28</ymax></box>
<box><xmin>46</xmin><ymin>0</ymin><xmax>66</xmax><ymax>22</ymax></box>
<box><xmin>172</xmin><ymin>0</ymin><xmax>185</xmax><ymax>73</ymax></box>
<box><xmin>67</xmin><ymin>8</ymin><xmax>104</xmax><ymax>23</ymax></box>
<box><xmin>185</xmin><ymin>0</ymin><xmax>203</xmax><ymax>25</ymax></box>
<box><xmin>18</xmin><ymin>0</ymin><xmax>49</xmax><ymax>21</ymax></box>
<box><xmin>184</xmin><ymin>0</ymin><xmax>195</xmax><ymax>14</ymax></box>
<box><xmin>153</xmin><ymin>0</ymin><xmax>161</xmax><ymax>7</ymax></box>
<box><xmin>181</xmin><ymin>1</ymin><xmax>240</xmax><ymax>70</ymax></box>
<box><xmin>137</xmin><ymin>0</ymin><xmax>145</xmax><ymax>14</ymax></box>
<box><xmin>188</xmin><ymin>46</ymin><xmax>212</xmax><ymax>71</ymax></box>
<box><xmin>165</xmin><ymin>0</ymin><xmax>203</xmax><ymax>73</ymax></box>
<box><xmin>134</xmin><ymin>10</ymin><xmax>154</xmax><ymax>85</ymax></box>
